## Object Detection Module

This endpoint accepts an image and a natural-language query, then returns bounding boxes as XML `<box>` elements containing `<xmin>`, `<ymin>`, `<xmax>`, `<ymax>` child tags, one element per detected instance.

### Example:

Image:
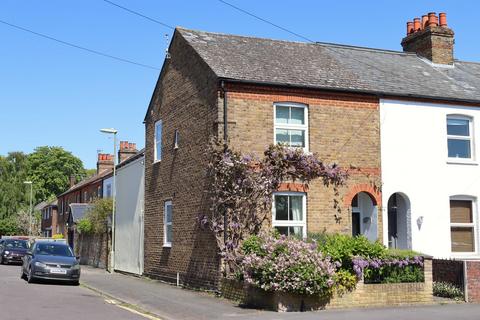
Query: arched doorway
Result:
<box><xmin>351</xmin><ymin>192</ymin><xmax>378</xmax><ymax>242</ymax></box>
<box><xmin>387</xmin><ymin>193</ymin><xmax>412</xmax><ymax>249</ymax></box>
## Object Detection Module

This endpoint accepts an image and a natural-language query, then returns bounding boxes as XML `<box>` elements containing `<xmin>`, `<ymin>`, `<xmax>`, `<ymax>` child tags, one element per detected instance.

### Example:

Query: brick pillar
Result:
<box><xmin>465</xmin><ymin>261</ymin><xmax>480</xmax><ymax>302</ymax></box>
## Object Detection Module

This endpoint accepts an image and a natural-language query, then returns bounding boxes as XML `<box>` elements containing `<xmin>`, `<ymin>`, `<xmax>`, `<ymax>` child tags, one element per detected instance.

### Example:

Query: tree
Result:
<box><xmin>0</xmin><ymin>217</ymin><xmax>19</xmax><ymax>236</ymax></box>
<box><xmin>0</xmin><ymin>152</ymin><xmax>29</xmax><ymax>219</ymax></box>
<box><xmin>15</xmin><ymin>209</ymin><xmax>41</xmax><ymax>236</ymax></box>
<box><xmin>26</xmin><ymin>146</ymin><xmax>86</xmax><ymax>202</ymax></box>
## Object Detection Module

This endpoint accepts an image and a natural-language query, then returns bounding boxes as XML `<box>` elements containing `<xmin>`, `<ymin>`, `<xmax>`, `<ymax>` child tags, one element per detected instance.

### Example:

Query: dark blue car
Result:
<box><xmin>21</xmin><ymin>241</ymin><xmax>80</xmax><ymax>285</ymax></box>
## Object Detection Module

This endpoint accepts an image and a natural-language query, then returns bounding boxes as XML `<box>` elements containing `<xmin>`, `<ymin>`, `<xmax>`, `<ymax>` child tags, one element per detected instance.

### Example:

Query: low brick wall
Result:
<box><xmin>74</xmin><ymin>232</ymin><xmax>110</xmax><ymax>269</ymax></box>
<box><xmin>222</xmin><ymin>259</ymin><xmax>433</xmax><ymax>311</ymax></box>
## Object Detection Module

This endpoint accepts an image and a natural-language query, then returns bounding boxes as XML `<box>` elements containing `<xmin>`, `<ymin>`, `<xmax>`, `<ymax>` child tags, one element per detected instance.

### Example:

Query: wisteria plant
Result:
<box><xmin>198</xmin><ymin>141</ymin><xmax>348</xmax><ymax>275</ymax></box>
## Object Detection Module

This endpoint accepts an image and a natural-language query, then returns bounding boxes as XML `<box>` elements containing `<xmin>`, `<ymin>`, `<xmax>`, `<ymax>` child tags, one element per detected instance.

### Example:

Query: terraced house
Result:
<box><xmin>143</xmin><ymin>12</ymin><xmax>480</xmax><ymax>288</ymax></box>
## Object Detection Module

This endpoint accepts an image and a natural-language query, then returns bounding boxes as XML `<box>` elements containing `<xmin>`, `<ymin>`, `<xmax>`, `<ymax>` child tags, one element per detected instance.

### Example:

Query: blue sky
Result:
<box><xmin>1</xmin><ymin>0</ymin><xmax>478</xmax><ymax>168</ymax></box>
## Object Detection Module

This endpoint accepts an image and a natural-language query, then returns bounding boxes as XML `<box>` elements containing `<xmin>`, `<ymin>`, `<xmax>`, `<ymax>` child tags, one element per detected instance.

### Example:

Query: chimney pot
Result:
<box><xmin>428</xmin><ymin>12</ymin><xmax>438</xmax><ymax>27</ymax></box>
<box><xmin>421</xmin><ymin>15</ymin><xmax>428</xmax><ymax>29</ymax></box>
<box><xmin>413</xmin><ymin>18</ymin><xmax>421</xmax><ymax>31</ymax></box>
<box><xmin>439</xmin><ymin>12</ymin><xmax>447</xmax><ymax>27</ymax></box>
<box><xmin>406</xmin><ymin>21</ymin><xmax>414</xmax><ymax>35</ymax></box>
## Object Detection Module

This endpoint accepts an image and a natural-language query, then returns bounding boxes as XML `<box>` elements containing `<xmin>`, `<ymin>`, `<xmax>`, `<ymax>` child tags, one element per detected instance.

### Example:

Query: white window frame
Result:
<box><xmin>163</xmin><ymin>200</ymin><xmax>173</xmax><ymax>247</ymax></box>
<box><xmin>450</xmin><ymin>196</ymin><xmax>478</xmax><ymax>256</ymax></box>
<box><xmin>274</xmin><ymin>103</ymin><xmax>309</xmax><ymax>152</ymax></box>
<box><xmin>154</xmin><ymin>120</ymin><xmax>163</xmax><ymax>163</ymax></box>
<box><xmin>272</xmin><ymin>192</ymin><xmax>307</xmax><ymax>238</ymax></box>
<box><xmin>447</xmin><ymin>115</ymin><xmax>474</xmax><ymax>162</ymax></box>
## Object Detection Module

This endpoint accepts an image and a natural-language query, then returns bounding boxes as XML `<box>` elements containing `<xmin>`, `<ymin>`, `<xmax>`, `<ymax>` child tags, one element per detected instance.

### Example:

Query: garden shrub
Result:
<box><xmin>433</xmin><ymin>281</ymin><xmax>464</xmax><ymax>300</ymax></box>
<box><xmin>77</xmin><ymin>218</ymin><xmax>93</xmax><ymax>234</ymax></box>
<box><xmin>52</xmin><ymin>233</ymin><xmax>64</xmax><ymax>239</ymax></box>
<box><xmin>240</xmin><ymin>233</ymin><xmax>337</xmax><ymax>296</ymax></box>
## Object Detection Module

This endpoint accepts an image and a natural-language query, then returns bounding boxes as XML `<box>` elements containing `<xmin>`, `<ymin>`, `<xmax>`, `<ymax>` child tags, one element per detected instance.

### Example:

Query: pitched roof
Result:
<box><xmin>57</xmin><ymin>169</ymin><xmax>112</xmax><ymax>198</ymax></box>
<box><xmin>177</xmin><ymin>27</ymin><xmax>480</xmax><ymax>104</ymax></box>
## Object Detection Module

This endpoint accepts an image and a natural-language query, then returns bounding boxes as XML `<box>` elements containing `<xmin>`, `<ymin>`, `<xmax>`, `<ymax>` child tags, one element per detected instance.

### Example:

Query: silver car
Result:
<box><xmin>21</xmin><ymin>241</ymin><xmax>81</xmax><ymax>285</ymax></box>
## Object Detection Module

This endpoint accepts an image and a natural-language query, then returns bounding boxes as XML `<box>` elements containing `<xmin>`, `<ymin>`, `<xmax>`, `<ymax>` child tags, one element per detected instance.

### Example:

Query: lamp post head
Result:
<box><xmin>100</xmin><ymin>128</ymin><xmax>118</xmax><ymax>134</ymax></box>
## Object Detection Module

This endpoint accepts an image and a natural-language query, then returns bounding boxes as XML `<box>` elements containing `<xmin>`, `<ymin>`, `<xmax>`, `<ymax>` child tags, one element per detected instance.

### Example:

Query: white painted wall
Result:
<box><xmin>380</xmin><ymin>99</ymin><xmax>480</xmax><ymax>258</ymax></box>
<box><xmin>114</xmin><ymin>155</ymin><xmax>145</xmax><ymax>275</ymax></box>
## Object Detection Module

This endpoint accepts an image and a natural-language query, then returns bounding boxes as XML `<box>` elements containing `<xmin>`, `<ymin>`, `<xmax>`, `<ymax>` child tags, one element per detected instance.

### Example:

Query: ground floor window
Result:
<box><xmin>272</xmin><ymin>192</ymin><xmax>306</xmax><ymax>238</ymax></box>
<box><xmin>450</xmin><ymin>199</ymin><xmax>476</xmax><ymax>253</ymax></box>
<box><xmin>164</xmin><ymin>200</ymin><xmax>173</xmax><ymax>247</ymax></box>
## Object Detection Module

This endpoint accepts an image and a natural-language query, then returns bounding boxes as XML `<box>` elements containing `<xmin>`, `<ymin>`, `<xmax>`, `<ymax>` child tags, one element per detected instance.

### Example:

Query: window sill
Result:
<box><xmin>163</xmin><ymin>243</ymin><xmax>172</xmax><ymax>248</ymax></box>
<box><xmin>153</xmin><ymin>159</ymin><xmax>162</xmax><ymax>165</ymax></box>
<box><xmin>446</xmin><ymin>159</ymin><xmax>478</xmax><ymax>166</ymax></box>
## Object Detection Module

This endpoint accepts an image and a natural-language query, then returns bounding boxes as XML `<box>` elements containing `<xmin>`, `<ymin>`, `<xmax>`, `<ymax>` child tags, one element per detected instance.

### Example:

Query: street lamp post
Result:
<box><xmin>100</xmin><ymin>128</ymin><xmax>117</xmax><ymax>273</ymax></box>
<box><xmin>23</xmin><ymin>181</ymin><xmax>33</xmax><ymax>236</ymax></box>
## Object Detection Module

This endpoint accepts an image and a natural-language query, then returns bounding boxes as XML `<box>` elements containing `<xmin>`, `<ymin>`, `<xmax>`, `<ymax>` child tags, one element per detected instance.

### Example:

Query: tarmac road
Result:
<box><xmin>0</xmin><ymin>264</ymin><xmax>146</xmax><ymax>320</ymax></box>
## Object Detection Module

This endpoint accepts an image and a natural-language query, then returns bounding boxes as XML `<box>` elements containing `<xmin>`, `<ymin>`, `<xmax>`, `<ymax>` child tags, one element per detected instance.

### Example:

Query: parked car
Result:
<box><xmin>21</xmin><ymin>240</ymin><xmax>80</xmax><ymax>285</ymax></box>
<box><xmin>0</xmin><ymin>238</ymin><xmax>29</xmax><ymax>265</ymax></box>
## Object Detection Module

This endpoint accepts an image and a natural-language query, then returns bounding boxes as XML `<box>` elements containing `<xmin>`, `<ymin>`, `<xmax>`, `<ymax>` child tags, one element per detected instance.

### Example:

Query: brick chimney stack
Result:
<box><xmin>118</xmin><ymin>141</ymin><xmax>138</xmax><ymax>163</ymax></box>
<box><xmin>401</xmin><ymin>12</ymin><xmax>454</xmax><ymax>65</ymax></box>
<box><xmin>97</xmin><ymin>153</ymin><xmax>114</xmax><ymax>174</ymax></box>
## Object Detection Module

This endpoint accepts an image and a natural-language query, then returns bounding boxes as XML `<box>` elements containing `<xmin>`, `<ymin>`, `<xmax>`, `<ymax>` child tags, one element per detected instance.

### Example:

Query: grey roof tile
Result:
<box><xmin>178</xmin><ymin>28</ymin><xmax>480</xmax><ymax>103</ymax></box>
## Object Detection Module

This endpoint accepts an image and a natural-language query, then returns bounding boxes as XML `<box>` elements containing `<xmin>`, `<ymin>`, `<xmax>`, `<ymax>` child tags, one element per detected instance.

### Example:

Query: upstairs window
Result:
<box><xmin>154</xmin><ymin>120</ymin><xmax>163</xmax><ymax>162</ymax></box>
<box><xmin>272</xmin><ymin>193</ymin><xmax>306</xmax><ymax>238</ymax></box>
<box><xmin>164</xmin><ymin>200</ymin><xmax>173</xmax><ymax>247</ymax></box>
<box><xmin>274</xmin><ymin>103</ymin><xmax>308</xmax><ymax>150</ymax></box>
<box><xmin>447</xmin><ymin>116</ymin><xmax>473</xmax><ymax>159</ymax></box>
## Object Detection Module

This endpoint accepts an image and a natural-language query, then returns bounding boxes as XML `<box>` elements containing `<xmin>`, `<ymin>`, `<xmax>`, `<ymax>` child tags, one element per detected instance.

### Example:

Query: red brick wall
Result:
<box><xmin>223</xmin><ymin>83</ymin><xmax>382</xmax><ymax>237</ymax></box>
<box><xmin>466</xmin><ymin>261</ymin><xmax>480</xmax><ymax>302</ymax></box>
<box><xmin>143</xmin><ymin>31</ymin><xmax>220</xmax><ymax>289</ymax></box>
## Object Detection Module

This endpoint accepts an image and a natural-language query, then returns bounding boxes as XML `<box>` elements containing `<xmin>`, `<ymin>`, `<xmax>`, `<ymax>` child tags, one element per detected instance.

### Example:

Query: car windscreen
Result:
<box><xmin>35</xmin><ymin>243</ymin><xmax>73</xmax><ymax>257</ymax></box>
<box><xmin>5</xmin><ymin>240</ymin><xmax>29</xmax><ymax>249</ymax></box>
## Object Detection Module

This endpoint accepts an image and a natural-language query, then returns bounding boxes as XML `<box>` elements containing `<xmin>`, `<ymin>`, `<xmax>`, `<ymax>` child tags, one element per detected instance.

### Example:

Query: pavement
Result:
<box><xmin>80</xmin><ymin>266</ymin><xmax>480</xmax><ymax>320</ymax></box>
<box><xmin>0</xmin><ymin>264</ymin><xmax>145</xmax><ymax>320</ymax></box>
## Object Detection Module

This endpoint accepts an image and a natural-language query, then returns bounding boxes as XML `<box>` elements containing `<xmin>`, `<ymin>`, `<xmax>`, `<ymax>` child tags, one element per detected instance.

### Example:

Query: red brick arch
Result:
<box><xmin>343</xmin><ymin>184</ymin><xmax>382</xmax><ymax>207</ymax></box>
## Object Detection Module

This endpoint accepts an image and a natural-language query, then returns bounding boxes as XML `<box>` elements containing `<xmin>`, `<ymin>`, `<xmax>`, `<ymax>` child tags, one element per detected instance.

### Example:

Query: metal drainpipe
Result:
<box><xmin>221</xmin><ymin>81</ymin><xmax>228</xmax><ymax>250</ymax></box>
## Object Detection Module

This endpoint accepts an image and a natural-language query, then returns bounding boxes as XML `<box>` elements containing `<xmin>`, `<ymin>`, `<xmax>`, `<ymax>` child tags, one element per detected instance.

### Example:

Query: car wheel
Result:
<box><xmin>27</xmin><ymin>267</ymin><xmax>35</xmax><ymax>284</ymax></box>
<box><xmin>0</xmin><ymin>255</ymin><xmax>3</xmax><ymax>265</ymax></box>
<box><xmin>70</xmin><ymin>280</ymin><xmax>80</xmax><ymax>286</ymax></box>
<box><xmin>20</xmin><ymin>267</ymin><xmax>26</xmax><ymax>280</ymax></box>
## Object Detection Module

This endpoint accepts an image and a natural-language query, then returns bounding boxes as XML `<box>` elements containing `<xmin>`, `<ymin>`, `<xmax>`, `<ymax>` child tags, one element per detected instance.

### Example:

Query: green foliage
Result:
<box><xmin>26</xmin><ymin>146</ymin><xmax>86</xmax><ymax>202</ymax></box>
<box><xmin>77</xmin><ymin>218</ymin><xmax>93</xmax><ymax>234</ymax></box>
<box><xmin>0</xmin><ymin>152</ymin><xmax>29</xmax><ymax>219</ymax></box>
<box><xmin>433</xmin><ymin>282</ymin><xmax>464</xmax><ymax>300</ymax></box>
<box><xmin>52</xmin><ymin>233</ymin><xmax>64</xmax><ymax>239</ymax></box>
<box><xmin>241</xmin><ymin>235</ymin><xmax>265</xmax><ymax>256</ymax></box>
<box><xmin>0</xmin><ymin>147</ymin><xmax>85</xmax><ymax>220</ymax></box>
<box><xmin>333</xmin><ymin>269</ymin><xmax>358</xmax><ymax>294</ymax></box>
<box><xmin>310</xmin><ymin>233</ymin><xmax>386</xmax><ymax>269</ymax></box>
<box><xmin>364</xmin><ymin>264</ymin><xmax>424</xmax><ymax>284</ymax></box>
<box><xmin>84</xmin><ymin>168</ymin><xmax>97</xmax><ymax>178</ymax></box>
<box><xmin>0</xmin><ymin>217</ymin><xmax>18</xmax><ymax>236</ymax></box>
<box><xmin>82</xmin><ymin>198</ymin><xmax>112</xmax><ymax>234</ymax></box>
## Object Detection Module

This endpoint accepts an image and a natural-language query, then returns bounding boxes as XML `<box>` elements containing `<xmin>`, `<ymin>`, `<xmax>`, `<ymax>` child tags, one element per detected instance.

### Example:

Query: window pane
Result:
<box><xmin>451</xmin><ymin>227</ymin><xmax>474</xmax><ymax>252</ymax></box>
<box><xmin>275</xmin><ymin>106</ymin><xmax>289</xmax><ymax>124</ymax></box>
<box><xmin>290</xmin><ymin>107</ymin><xmax>305</xmax><ymax>125</ymax></box>
<box><xmin>165</xmin><ymin>204</ymin><xmax>172</xmax><ymax>223</ymax></box>
<box><xmin>289</xmin><ymin>196</ymin><xmax>303</xmax><ymax>221</ymax></box>
<box><xmin>275</xmin><ymin>226</ymin><xmax>289</xmax><ymax>236</ymax></box>
<box><xmin>275</xmin><ymin>195</ymin><xmax>288</xmax><ymax>220</ymax></box>
<box><xmin>450</xmin><ymin>200</ymin><xmax>473</xmax><ymax>223</ymax></box>
<box><xmin>290</xmin><ymin>226</ymin><xmax>303</xmax><ymax>237</ymax></box>
<box><xmin>290</xmin><ymin>130</ymin><xmax>305</xmax><ymax>147</ymax></box>
<box><xmin>448</xmin><ymin>139</ymin><xmax>471</xmax><ymax>158</ymax></box>
<box><xmin>276</xmin><ymin>129</ymin><xmax>289</xmax><ymax>145</ymax></box>
<box><xmin>447</xmin><ymin>118</ymin><xmax>469</xmax><ymax>136</ymax></box>
<box><xmin>166</xmin><ymin>225</ymin><xmax>173</xmax><ymax>243</ymax></box>
<box><xmin>155</xmin><ymin>122</ymin><xmax>162</xmax><ymax>140</ymax></box>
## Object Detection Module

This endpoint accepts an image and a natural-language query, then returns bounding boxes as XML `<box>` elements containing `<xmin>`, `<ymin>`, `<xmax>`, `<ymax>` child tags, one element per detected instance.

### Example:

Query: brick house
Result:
<box><xmin>40</xmin><ymin>199</ymin><xmax>57</xmax><ymax>237</ymax></box>
<box><xmin>143</xmin><ymin>12</ymin><xmax>480</xmax><ymax>288</ymax></box>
